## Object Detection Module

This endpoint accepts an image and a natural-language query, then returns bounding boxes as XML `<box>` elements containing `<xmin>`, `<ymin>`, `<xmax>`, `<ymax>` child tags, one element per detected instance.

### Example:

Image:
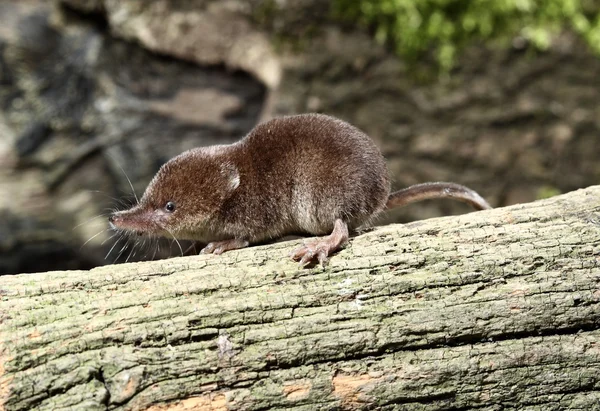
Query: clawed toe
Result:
<box><xmin>290</xmin><ymin>220</ymin><xmax>349</xmax><ymax>268</ymax></box>
<box><xmin>200</xmin><ymin>243</ymin><xmax>217</xmax><ymax>254</ymax></box>
<box><xmin>289</xmin><ymin>245</ymin><xmax>307</xmax><ymax>260</ymax></box>
<box><xmin>200</xmin><ymin>239</ymin><xmax>249</xmax><ymax>255</ymax></box>
<box><xmin>200</xmin><ymin>243</ymin><xmax>226</xmax><ymax>254</ymax></box>
<box><xmin>290</xmin><ymin>242</ymin><xmax>331</xmax><ymax>267</ymax></box>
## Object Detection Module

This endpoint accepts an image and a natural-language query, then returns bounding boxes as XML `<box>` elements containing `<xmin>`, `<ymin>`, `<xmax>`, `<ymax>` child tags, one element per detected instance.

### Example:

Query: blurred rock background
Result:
<box><xmin>1</xmin><ymin>0</ymin><xmax>599</xmax><ymax>274</ymax></box>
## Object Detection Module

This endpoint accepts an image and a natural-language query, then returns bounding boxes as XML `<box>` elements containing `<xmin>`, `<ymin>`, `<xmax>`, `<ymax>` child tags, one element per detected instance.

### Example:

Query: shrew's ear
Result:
<box><xmin>220</xmin><ymin>162</ymin><xmax>240</xmax><ymax>190</ymax></box>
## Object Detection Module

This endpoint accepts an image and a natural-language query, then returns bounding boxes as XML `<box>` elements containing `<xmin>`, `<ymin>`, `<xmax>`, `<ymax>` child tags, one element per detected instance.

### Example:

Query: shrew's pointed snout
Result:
<box><xmin>108</xmin><ymin>212</ymin><xmax>125</xmax><ymax>229</ymax></box>
<box><xmin>107</xmin><ymin>207</ymin><xmax>161</xmax><ymax>236</ymax></box>
<box><xmin>108</xmin><ymin>213</ymin><xmax>122</xmax><ymax>224</ymax></box>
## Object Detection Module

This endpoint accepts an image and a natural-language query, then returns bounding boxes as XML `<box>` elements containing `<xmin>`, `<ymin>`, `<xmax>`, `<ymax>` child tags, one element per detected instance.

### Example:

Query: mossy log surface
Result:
<box><xmin>1</xmin><ymin>186</ymin><xmax>600</xmax><ymax>410</ymax></box>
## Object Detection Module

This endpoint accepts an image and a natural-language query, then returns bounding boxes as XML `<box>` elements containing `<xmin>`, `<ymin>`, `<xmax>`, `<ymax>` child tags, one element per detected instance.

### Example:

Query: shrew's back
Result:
<box><xmin>237</xmin><ymin>114</ymin><xmax>391</xmax><ymax>234</ymax></box>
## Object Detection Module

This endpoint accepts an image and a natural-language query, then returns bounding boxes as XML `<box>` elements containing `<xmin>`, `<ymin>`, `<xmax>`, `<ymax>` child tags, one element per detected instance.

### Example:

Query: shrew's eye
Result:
<box><xmin>165</xmin><ymin>201</ymin><xmax>176</xmax><ymax>213</ymax></box>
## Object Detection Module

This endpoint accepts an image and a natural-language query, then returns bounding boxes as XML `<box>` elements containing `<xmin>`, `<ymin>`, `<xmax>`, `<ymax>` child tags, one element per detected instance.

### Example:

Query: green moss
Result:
<box><xmin>537</xmin><ymin>185</ymin><xmax>562</xmax><ymax>199</ymax></box>
<box><xmin>333</xmin><ymin>0</ymin><xmax>600</xmax><ymax>71</ymax></box>
<box><xmin>252</xmin><ymin>0</ymin><xmax>279</xmax><ymax>27</ymax></box>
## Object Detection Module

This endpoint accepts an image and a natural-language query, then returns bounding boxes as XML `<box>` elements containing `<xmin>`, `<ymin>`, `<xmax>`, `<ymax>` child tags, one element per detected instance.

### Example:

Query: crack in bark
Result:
<box><xmin>95</xmin><ymin>366</ymin><xmax>111</xmax><ymax>407</ymax></box>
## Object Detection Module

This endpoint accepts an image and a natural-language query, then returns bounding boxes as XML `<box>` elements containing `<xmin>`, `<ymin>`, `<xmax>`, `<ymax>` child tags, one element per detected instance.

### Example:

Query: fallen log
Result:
<box><xmin>1</xmin><ymin>186</ymin><xmax>600</xmax><ymax>410</ymax></box>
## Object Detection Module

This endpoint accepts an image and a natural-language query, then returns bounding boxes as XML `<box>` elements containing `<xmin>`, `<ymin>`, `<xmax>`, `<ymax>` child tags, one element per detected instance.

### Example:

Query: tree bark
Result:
<box><xmin>1</xmin><ymin>186</ymin><xmax>600</xmax><ymax>410</ymax></box>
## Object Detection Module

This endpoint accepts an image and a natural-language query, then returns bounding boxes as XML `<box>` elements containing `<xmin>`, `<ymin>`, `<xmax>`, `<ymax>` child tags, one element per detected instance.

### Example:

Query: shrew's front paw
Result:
<box><xmin>200</xmin><ymin>239</ymin><xmax>249</xmax><ymax>255</ymax></box>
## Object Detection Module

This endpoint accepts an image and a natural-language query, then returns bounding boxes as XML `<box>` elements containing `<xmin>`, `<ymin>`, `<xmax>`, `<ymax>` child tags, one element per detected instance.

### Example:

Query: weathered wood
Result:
<box><xmin>1</xmin><ymin>186</ymin><xmax>600</xmax><ymax>410</ymax></box>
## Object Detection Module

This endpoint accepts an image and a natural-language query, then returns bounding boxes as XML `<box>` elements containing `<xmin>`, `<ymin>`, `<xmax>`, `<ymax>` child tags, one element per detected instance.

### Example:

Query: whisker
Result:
<box><xmin>101</xmin><ymin>232</ymin><xmax>119</xmax><ymax>246</ymax></box>
<box><xmin>125</xmin><ymin>242</ymin><xmax>138</xmax><ymax>263</ymax></box>
<box><xmin>73</xmin><ymin>213</ymin><xmax>108</xmax><ymax>231</ymax></box>
<box><xmin>115</xmin><ymin>239</ymin><xmax>130</xmax><ymax>262</ymax></box>
<box><xmin>80</xmin><ymin>229</ymin><xmax>107</xmax><ymax>249</ymax></box>
<box><xmin>138</xmin><ymin>237</ymin><xmax>148</xmax><ymax>259</ymax></box>
<box><xmin>105</xmin><ymin>235</ymin><xmax>123</xmax><ymax>260</ymax></box>
<box><xmin>151</xmin><ymin>239</ymin><xmax>159</xmax><ymax>260</ymax></box>
<box><xmin>106</xmin><ymin>153</ymin><xmax>139</xmax><ymax>204</ymax></box>
<box><xmin>141</xmin><ymin>238</ymin><xmax>150</xmax><ymax>259</ymax></box>
<box><xmin>85</xmin><ymin>190</ymin><xmax>129</xmax><ymax>205</ymax></box>
<box><xmin>145</xmin><ymin>237</ymin><xmax>153</xmax><ymax>256</ymax></box>
<box><xmin>184</xmin><ymin>242</ymin><xmax>197</xmax><ymax>255</ymax></box>
<box><xmin>164</xmin><ymin>228</ymin><xmax>184</xmax><ymax>257</ymax></box>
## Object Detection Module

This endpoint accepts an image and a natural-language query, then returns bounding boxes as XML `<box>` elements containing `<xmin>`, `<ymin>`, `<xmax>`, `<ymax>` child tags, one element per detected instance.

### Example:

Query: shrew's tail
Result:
<box><xmin>386</xmin><ymin>182</ymin><xmax>492</xmax><ymax>211</ymax></box>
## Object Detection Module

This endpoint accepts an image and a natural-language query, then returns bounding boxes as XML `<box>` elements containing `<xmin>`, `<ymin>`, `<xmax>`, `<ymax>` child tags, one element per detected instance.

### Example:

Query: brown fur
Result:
<box><xmin>109</xmin><ymin>114</ymin><xmax>489</xmax><ymax>262</ymax></box>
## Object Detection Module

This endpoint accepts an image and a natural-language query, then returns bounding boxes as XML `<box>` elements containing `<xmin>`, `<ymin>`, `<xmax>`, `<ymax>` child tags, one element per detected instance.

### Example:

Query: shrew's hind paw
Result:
<box><xmin>289</xmin><ymin>219</ymin><xmax>349</xmax><ymax>268</ymax></box>
<box><xmin>290</xmin><ymin>240</ymin><xmax>332</xmax><ymax>267</ymax></box>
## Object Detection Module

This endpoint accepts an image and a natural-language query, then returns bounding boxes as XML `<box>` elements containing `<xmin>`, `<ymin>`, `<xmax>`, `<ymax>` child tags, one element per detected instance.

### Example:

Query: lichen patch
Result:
<box><xmin>0</xmin><ymin>360</ymin><xmax>14</xmax><ymax>411</ymax></box>
<box><xmin>110</xmin><ymin>367</ymin><xmax>144</xmax><ymax>404</ymax></box>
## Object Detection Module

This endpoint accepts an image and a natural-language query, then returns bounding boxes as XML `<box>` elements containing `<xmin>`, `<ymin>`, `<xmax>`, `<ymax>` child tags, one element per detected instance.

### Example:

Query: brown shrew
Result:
<box><xmin>109</xmin><ymin>113</ymin><xmax>491</xmax><ymax>267</ymax></box>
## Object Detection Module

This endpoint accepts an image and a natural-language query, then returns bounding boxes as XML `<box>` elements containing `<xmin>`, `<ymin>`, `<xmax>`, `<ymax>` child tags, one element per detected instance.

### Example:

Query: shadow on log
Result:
<box><xmin>1</xmin><ymin>186</ymin><xmax>600</xmax><ymax>410</ymax></box>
